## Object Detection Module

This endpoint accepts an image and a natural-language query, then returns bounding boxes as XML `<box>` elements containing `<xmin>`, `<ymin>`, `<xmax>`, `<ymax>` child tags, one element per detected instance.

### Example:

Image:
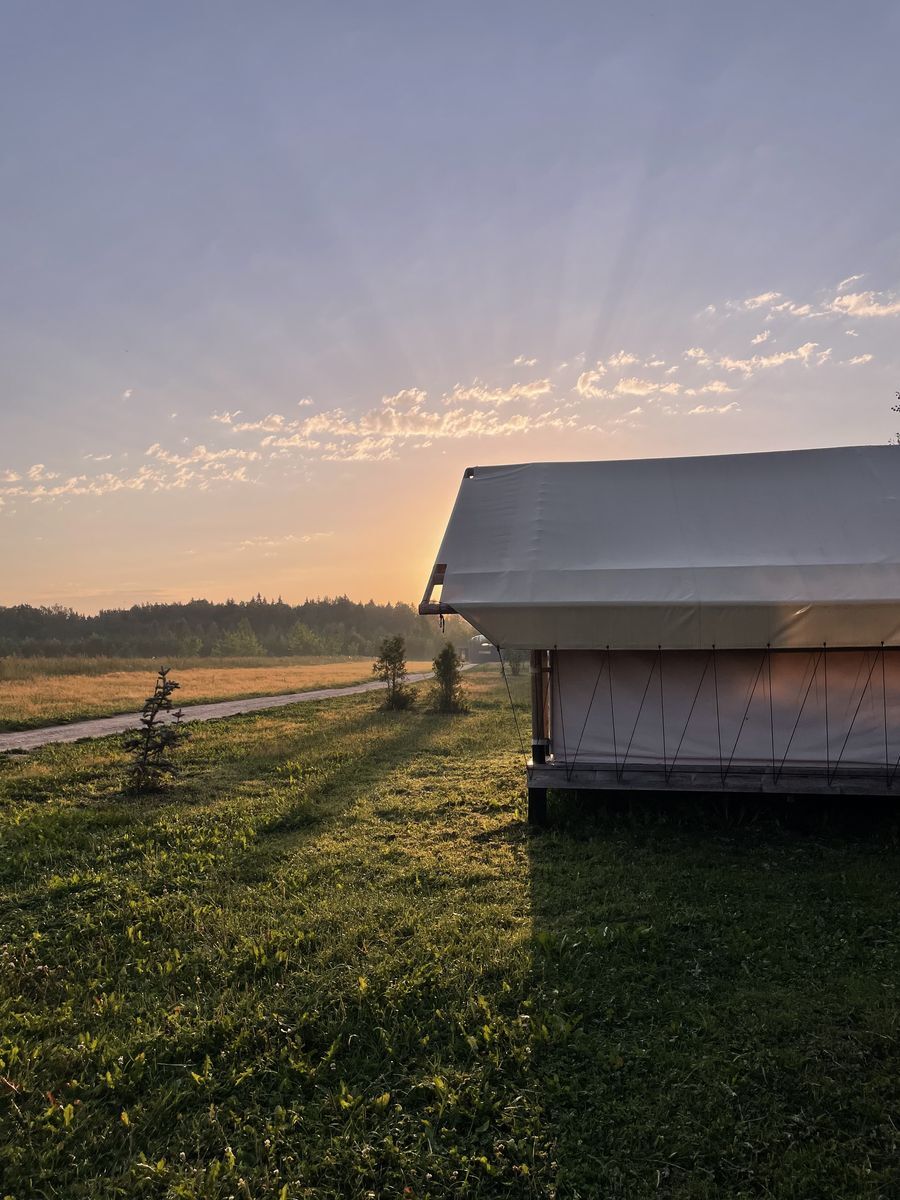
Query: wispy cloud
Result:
<box><xmin>238</xmin><ymin>531</ymin><xmax>332</xmax><ymax>553</ymax></box>
<box><xmin>4</xmin><ymin>269</ymin><xmax>896</xmax><ymax>516</ymax></box>
<box><xmin>144</xmin><ymin>443</ymin><xmax>260</xmax><ymax>467</ymax></box>
<box><xmin>829</xmin><ymin>290</ymin><xmax>900</xmax><ymax>318</ymax></box>
<box><xmin>27</xmin><ymin>464</ymin><xmax>59</xmax><ymax>481</ymax></box>
<box><xmin>442</xmin><ymin>378</ymin><xmax>552</xmax><ymax>406</ymax></box>
<box><xmin>606</xmin><ymin>350</ymin><xmax>640</xmax><ymax>368</ymax></box>
<box><xmin>240</xmin><ymin>386</ymin><xmax>577</xmax><ymax>463</ymax></box>
<box><xmin>736</xmin><ymin>279</ymin><xmax>900</xmax><ymax>322</ymax></box>
<box><xmin>718</xmin><ymin>341</ymin><xmax>818</xmax><ymax>376</ymax></box>
<box><xmin>741</xmin><ymin>291</ymin><xmax>782</xmax><ymax>310</ymax></box>
<box><xmin>732</xmin><ymin>292</ymin><xmax>812</xmax><ymax>318</ymax></box>
<box><xmin>575</xmin><ymin>366</ymin><xmax>609</xmax><ymax>399</ymax></box>
<box><xmin>685</xmin><ymin>402</ymin><xmax>740</xmax><ymax>415</ymax></box>
<box><xmin>684</xmin><ymin>380</ymin><xmax>734</xmax><ymax>397</ymax></box>
<box><xmin>770</xmin><ymin>299</ymin><xmax>812</xmax><ymax>317</ymax></box>
<box><xmin>614</xmin><ymin>377</ymin><xmax>682</xmax><ymax>397</ymax></box>
<box><xmin>0</xmin><ymin>455</ymin><xmax>257</xmax><ymax>509</ymax></box>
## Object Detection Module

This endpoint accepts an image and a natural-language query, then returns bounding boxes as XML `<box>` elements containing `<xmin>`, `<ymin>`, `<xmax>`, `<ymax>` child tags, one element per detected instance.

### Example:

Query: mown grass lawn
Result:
<box><xmin>1</xmin><ymin>670</ymin><xmax>898</xmax><ymax>1198</ymax></box>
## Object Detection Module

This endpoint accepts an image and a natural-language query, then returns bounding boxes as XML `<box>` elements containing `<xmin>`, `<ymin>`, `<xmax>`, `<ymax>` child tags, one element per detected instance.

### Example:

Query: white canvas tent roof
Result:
<box><xmin>420</xmin><ymin>446</ymin><xmax>900</xmax><ymax>650</ymax></box>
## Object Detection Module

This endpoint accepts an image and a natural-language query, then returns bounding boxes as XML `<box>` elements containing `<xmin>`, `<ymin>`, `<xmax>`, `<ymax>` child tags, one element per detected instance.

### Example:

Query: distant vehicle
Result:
<box><xmin>465</xmin><ymin>634</ymin><xmax>499</xmax><ymax>662</ymax></box>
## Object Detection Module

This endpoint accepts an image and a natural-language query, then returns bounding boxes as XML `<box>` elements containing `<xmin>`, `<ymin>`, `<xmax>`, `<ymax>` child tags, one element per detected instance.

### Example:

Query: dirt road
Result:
<box><xmin>0</xmin><ymin>669</ymin><xmax>456</xmax><ymax>753</ymax></box>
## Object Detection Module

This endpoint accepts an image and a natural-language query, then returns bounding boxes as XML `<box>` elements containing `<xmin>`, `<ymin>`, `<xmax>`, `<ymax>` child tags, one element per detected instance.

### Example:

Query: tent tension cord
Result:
<box><xmin>496</xmin><ymin>645</ymin><xmax>530</xmax><ymax>774</ymax></box>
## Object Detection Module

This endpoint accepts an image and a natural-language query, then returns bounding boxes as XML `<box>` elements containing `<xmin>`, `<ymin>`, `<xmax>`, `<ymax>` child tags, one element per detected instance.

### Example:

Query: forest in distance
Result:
<box><xmin>0</xmin><ymin>596</ymin><xmax>470</xmax><ymax>660</ymax></box>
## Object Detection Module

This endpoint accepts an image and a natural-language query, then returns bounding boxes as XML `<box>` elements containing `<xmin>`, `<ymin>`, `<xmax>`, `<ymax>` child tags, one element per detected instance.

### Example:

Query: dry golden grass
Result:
<box><xmin>0</xmin><ymin>657</ymin><xmax>432</xmax><ymax>731</ymax></box>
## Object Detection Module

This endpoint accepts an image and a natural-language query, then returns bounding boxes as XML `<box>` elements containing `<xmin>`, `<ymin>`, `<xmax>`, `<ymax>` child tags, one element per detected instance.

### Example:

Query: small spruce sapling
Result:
<box><xmin>125</xmin><ymin>666</ymin><xmax>188</xmax><ymax>791</ymax></box>
<box><xmin>430</xmin><ymin>642</ymin><xmax>468</xmax><ymax>713</ymax></box>
<box><xmin>373</xmin><ymin>635</ymin><xmax>414</xmax><ymax>710</ymax></box>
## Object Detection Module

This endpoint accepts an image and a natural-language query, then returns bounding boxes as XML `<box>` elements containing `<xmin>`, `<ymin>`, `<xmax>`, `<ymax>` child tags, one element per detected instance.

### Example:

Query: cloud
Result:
<box><xmin>121</xmin><ymin>388</ymin><xmax>133</xmax><ymax>401</ymax></box>
<box><xmin>298</xmin><ymin>397</ymin><xmax>314</xmax><ymax>407</ymax></box>
<box><xmin>443</xmin><ymin>378</ymin><xmax>552</xmax><ymax>406</ymax></box>
<box><xmin>683</xmin><ymin>347</ymin><xmax>712</xmax><ymax>366</ymax></box>
<box><xmin>770</xmin><ymin>300</ymin><xmax>812</xmax><ymax>317</ymax></box>
<box><xmin>829</xmin><ymin>290</ymin><xmax>900</xmax><ymax>318</ymax></box>
<box><xmin>686</xmin><ymin>402</ymin><xmax>740</xmax><ymax>415</ymax></box>
<box><xmin>83</xmin><ymin>452</ymin><xmax>113</xmax><ymax>461</ymax></box>
<box><xmin>742</xmin><ymin>291</ymin><xmax>782</xmax><ymax>309</ymax></box>
<box><xmin>614</xmin><ymin>377</ymin><xmax>682</xmax><ymax>397</ymax></box>
<box><xmin>607</xmin><ymin>350</ymin><xmax>640</xmax><ymax>368</ymax></box>
<box><xmin>718</xmin><ymin>341</ymin><xmax>818</xmax><ymax>376</ymax></box>
<box><xmin>0</xmin><ymin>453</ymin><xmax>257</xmax><ymax>508</ymax></box>
<box><xmin>241</xmin><ymin>387</ymin><xmax>575</xmax><ymax>462</ymax></box>
<box><xmin>751</xmin><ymin>330</ymin><xmax>770</xmax><ymax>345</ymax></box>
<box><xmin>845</xmin><ymin>353</ymin><xmax>874</xmax><ymax>365</ymax></box>
<box><xmin>684</xmin><ymin>380</ymin><xmax>734</xmax><ymax>397</ymax></box>
<box><xmin>27</xmin><ymin>464</ymin><xmax>59</xmax><ymax>481</ymax></box>
<box><xmin>238</xmin><ymin>531</ymin><xmax>332</xmax><ymax>553</ymax></box>
<box><xmin>512</xmin><ymin>354</ymin><xmax>538</xmax><ymax>367</ymax></box>
<box><xmin>731</xmin><ymin>292</ymin><xmax>817</xmax><ymax>319</ymax></box>
<box><xmin>837</xmin><ymin>274</ymin><xmax>864</xmax><ymax>292</ymax></box>
<box><xmin>575</xmin><ymin>367</ymin><xmax>609</xmax><ymax>399</ymax></box>
<box><xmin>144</xmin><ymin>443</ymin><xmax>260</xmax><ymax>467</ymax></box>
<box><xmin>211</xmin><ymin>410</ymin><xmax>242</xmax><ymax>424</ymax></box>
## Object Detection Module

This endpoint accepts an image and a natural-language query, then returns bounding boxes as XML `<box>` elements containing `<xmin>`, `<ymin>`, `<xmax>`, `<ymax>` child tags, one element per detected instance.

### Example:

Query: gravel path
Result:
<box><xmin>0</xmin><ymin>669</ymin><xmax>458</xmax><ymax>753</ymax></box>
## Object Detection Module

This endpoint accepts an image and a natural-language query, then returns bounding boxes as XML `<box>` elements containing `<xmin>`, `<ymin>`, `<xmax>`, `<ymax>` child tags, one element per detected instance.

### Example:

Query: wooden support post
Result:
<box><xmin>527</xmin><ymin>786</ymin><xmax>548</xmax><ymax>826</ymax></box>
<box><xmin>529</xmin><ymin>650</ymin><xmax>549</xmax><ymax>825</ymax></box>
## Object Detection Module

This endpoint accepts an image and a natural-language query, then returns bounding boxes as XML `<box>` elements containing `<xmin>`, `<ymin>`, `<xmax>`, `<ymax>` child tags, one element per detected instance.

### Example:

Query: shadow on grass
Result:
<box><xmin>234</xmin><ymin>709</ymin><xmax>458</xmax><ymax>883</ymax></box>
<box><xmin>0</xmin><ymin>699</ymin><xmax>426</xmax><ymax>897</ymax></box>
<box><xmin>527</xmin><ymin>789</ymin><xmax>900</xmax><ymax>1199</ymax></box>
<box><xmin>546</xmin><ymin>786</ymin><xmax>900</xmax><ymax>839</ymax></box>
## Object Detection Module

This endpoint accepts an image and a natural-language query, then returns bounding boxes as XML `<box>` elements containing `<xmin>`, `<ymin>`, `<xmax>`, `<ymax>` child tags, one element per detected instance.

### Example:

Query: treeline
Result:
<box><xmin>0</xmin><ymin>596</ymin><xmax>469</xmax><ymax>659</ymax></box>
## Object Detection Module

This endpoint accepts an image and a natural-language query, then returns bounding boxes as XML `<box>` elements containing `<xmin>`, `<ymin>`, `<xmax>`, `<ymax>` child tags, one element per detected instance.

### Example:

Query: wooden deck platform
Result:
<box><xmin>528</xmin><ymin>760</ymin><xmax>900</xmax><ymax>797</ymax></box>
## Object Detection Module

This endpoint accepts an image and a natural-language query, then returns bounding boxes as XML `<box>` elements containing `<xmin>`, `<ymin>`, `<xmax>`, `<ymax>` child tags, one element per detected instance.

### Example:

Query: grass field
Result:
<box><xmin>1</xmin><ymin>669</ymin><xmax>898</xmax><ymax>1198</ymax></box>
<box><xmin>0</xmin><ymin>657</ymin><xmax>431</xmax><ymax>732</ymax></box>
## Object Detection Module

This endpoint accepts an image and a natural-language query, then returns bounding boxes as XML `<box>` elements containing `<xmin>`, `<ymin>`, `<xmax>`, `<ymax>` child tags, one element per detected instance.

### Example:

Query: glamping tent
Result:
<box><xmin>419</xmin><ymin>446</ymin><xmax>900</xmax><ymax>822</ymax></box>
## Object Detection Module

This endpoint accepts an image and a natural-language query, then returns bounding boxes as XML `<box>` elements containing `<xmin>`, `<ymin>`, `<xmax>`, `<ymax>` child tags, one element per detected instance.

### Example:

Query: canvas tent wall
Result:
<box><xmin>420</xmin><ymin>447</ymin><xmax>900</xmax><ymax>816</ymax></box>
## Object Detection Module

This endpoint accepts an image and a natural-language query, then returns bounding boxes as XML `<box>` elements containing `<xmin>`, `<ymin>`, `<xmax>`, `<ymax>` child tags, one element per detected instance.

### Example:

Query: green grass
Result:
<box><xmin>0</xmin><ymin>671</ymin><xmax>898</xmax><ymax>1198</ymax></box>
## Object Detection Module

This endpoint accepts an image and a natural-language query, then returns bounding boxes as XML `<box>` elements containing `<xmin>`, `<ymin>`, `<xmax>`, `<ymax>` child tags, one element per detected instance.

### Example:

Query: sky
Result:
<box><xmin>2</xmin><ymin>1</ymin><xmax>900</xmax><ymax>612</ymax></box>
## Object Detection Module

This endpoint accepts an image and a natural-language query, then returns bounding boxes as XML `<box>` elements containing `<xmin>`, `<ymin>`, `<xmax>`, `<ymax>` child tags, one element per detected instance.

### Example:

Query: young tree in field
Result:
<box><xmin>373</xmin><ymin>635</ymin><xmax>414</xmax><ymax>710</ymax></box>
<box><xmin>125</xmin><ymin>667</ymin><xmax>188</xmax><ymax>792</ymax></box>
<box><xmin>429</xmin><ymin>642</ymin><xmax>468</xmax><ymax>713</ymax></box>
